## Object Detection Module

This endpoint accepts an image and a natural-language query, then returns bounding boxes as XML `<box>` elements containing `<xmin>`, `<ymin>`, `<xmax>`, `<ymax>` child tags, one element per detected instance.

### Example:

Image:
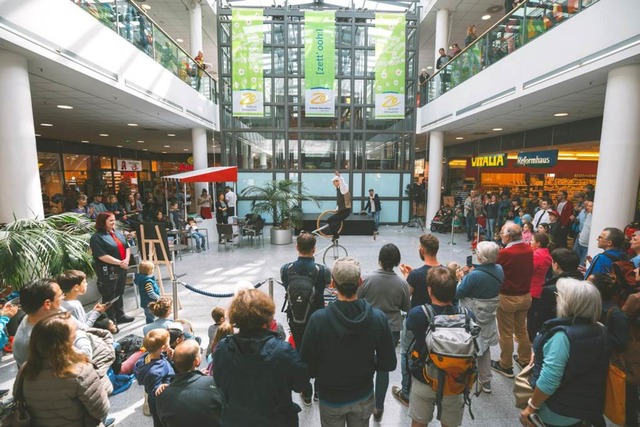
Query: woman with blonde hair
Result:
<box><xmin>143</xmin><ymin>297</ymin><xmax>180</xmax><ymax>337</ymax></box>
<box><xmin>213</xmin><ymin>289</ymin><xmax>309</xmax><ymax>426</ymax></box>
<box><xmin>19</xmin><ymin>312</ymin><xmax>110</xmax><ymax>426</ymax></box>
<box><xmin>464</xmin><ymin>25</ymin><xmax>477</xmax><ymax>46</ymax></box>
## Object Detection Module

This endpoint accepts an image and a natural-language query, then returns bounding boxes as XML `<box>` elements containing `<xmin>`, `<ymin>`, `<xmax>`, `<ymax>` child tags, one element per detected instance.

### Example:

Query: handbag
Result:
<box><xmin>604</xmin><ymin>363</ymin><xmax>626</xmax><ymax>425</ymax></box>
<box><xmin>513</xmin><ymin>363</ymin><xmax>535</xmax><ymax>409</ymax></box>
<box><xmin>0</xmin><ymin>366</ymin><xmax>32</xmax><ymax>427</ymax></box>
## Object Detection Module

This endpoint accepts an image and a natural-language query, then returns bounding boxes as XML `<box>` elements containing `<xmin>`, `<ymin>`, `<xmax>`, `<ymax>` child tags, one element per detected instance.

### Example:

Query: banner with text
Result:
<box><xmin>374</xmin><ymin>13</ymin><xmax>405</xmax><ymax>119</ymax></box>
<box><xmin>516</xmin><ymin>150</ymin><xmax>558</xmax><ymax>168</ymax></box>
<box><xmin>304</xmin><ymin>11</ymin><xmax>335</xmax><ymax>117</ymax></box>
<box><xmin>116</xmin><ymin>159</ymin><xmax>142</xmax><ymax>172</ymax></box>
<box><xmin>232</xmin><ymin>9</ymin><xmax>264</xmax><ymax>117</ymax></box>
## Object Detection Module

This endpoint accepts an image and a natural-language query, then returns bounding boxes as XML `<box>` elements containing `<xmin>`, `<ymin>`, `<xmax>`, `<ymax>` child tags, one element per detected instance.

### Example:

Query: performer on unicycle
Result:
<box><xmin>328</xmin><ymin>171</ymin><xmax>351</xmax><ymax>242</ymax></box>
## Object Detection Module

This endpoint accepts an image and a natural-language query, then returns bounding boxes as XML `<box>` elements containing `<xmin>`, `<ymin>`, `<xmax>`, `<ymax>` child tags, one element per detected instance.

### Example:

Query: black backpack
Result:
<box><xmin>282</xmin><ymin>263</ymin><xmax>322</xmax><ymax>325</ymax></box>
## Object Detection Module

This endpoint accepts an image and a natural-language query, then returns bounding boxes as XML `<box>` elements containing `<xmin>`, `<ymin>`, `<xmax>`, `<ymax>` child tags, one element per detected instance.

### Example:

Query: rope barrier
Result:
<box><xmin>177</xmin><ymin>278</ymin><xmax>281</xmax><ymax>299</ymax></box>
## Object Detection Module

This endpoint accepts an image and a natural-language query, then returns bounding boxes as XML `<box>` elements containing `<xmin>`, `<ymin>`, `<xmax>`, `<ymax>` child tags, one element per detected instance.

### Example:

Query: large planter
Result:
<box><xmin>270</xmin><ymin>227</ymin><xmax>293</xmax><ymax>245</ymax></box>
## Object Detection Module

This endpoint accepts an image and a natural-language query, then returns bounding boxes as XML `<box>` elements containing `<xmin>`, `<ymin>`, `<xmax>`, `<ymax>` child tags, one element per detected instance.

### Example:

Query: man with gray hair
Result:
<box><xmin>492</xmin><ymin>222</ymin><xmax>534</xmax><ymax>378</ymax></box>
<box><xmin>301</xmin><ymin>257</ymin><xmax>396</xmax><ymax>426</ymax></box>
<box><xmin>456</xmin><ymin>241</ymin><xmax>503</xmax><ymax>394</ymax></box>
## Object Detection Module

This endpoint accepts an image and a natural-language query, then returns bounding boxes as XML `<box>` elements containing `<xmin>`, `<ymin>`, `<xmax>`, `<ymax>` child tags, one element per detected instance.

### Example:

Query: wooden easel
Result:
<box><xmin>138</xmin><ymin>224</ymin><xmax>182</xmax><ymax>311</ymax></box>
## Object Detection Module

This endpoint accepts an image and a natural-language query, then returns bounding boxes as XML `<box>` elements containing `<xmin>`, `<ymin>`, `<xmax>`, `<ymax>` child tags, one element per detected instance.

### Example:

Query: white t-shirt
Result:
<box><xmin>225</xmin><ymin>191</ymin><xmax>237</xmax><ymax>207</ymax></box>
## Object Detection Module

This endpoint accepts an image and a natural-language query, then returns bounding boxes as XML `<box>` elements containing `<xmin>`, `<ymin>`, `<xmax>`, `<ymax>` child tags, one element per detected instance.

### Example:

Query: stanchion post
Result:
<box><xmin>449</xmin><ymin>216</ymin><xmax>456</xmax><ymax>245</ymax></box>
<box><xmin>172</xmin><ymin>278</ymin><xmax>179</xmax><ymax>321</ymax></box>
<box><xmin>268</xmin><ymin>278</ymin><xmax>274</xmax><ymax>300</ymax></box>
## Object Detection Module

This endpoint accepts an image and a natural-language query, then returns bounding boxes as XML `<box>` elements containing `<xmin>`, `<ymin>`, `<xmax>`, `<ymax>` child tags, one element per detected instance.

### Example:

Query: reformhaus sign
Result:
<box><xmin>470</xmin><ymin>153</ymin><xmax>507</xmax><ymax>168</ymax></box>
<box><xmin>516</xmin><ymin>150</ymin><xmax>558</xmax><ymax>168</ymax></box>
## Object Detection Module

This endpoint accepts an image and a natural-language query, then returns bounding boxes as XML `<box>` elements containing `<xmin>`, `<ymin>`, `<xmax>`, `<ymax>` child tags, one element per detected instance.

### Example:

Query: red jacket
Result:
<box><xmin>497</xmin><ymin>241</ymin><xmax>534</xmax><ymax>296</ymax></box>
<box><xmin>558</xmin><ymin>200</ymin><xmax>574</xmax><ymax>227</ymax></box>
<box><xmin>531</xmin><ymin>248</ymin><xmax>552</xmax><ymax>298</ymax></box>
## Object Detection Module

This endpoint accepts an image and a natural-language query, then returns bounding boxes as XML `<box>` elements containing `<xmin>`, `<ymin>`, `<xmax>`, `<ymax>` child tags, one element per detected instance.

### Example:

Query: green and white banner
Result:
<box><xmin>304</xmin><ymin>11</ymin><xmax>335</xmax><ymax>117</ymax></box>
<box><xmin>374</xmin><ymin>13</ymin><xmax>405</xmax><ymax>119</ymax></box>
<box><xmin>232</xmin><ymin>9</ymin><xmax>264</xmax><ymax>117</ymax></box>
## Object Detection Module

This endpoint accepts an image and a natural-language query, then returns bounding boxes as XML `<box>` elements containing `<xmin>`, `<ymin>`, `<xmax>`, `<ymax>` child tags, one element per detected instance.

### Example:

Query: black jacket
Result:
<box><xmin>300</xmin><ymin>299</ymin><xmax>396</xmax><ymax>404</ymax></box>
<box><xmin>213</xmin><ymin>329</ymin><xmax>309</xmax><ymax>427</ymax></box>
<box><xmin>156</xmin><ymin>371</ymin><xmax>224</xmax><ymax>427</ymax></box>
<box><xmin>364</xmin><ymin>194</ymin><xmax>381</xmax><ymax>213</ymax></box>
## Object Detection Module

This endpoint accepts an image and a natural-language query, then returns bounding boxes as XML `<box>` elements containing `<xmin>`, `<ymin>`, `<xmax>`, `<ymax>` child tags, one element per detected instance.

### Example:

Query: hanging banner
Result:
<box><xmin>374</xmin><ymin>13</ymin><xmax>405</xmax><ymax>119</ymax></box>
<box><xmin>116</xmin><ymin>159</ymin><xmax>142</xmax><ymax>172</ymax></box>
<box><xmin>304</xmin><ymin>11</ymin><xmax>335</xmax><ymax>117</ymax></box>
<box><xmin>516</xmin><ymin>150</ymin><xmax>559</xmax><ymax>167</ymax></box>
<box><xmin>232</xmin><ymin>9</ymin><xmax>264</xmax><ymax>117</ymax></box>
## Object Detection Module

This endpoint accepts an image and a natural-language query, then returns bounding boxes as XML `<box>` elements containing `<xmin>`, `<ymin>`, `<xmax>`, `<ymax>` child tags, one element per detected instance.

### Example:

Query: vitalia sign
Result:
<box><xmin>470</xmin><ymin>154</ymin><xmax>507</xmax><ymax>167</ymax></box>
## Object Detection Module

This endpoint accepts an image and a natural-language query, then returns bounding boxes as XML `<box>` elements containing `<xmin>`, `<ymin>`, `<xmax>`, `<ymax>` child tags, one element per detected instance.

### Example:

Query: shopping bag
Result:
<box><xmin>604</xmin><ymin>363</ymin><xmax>626</xmax><ymax>425</ymax></box>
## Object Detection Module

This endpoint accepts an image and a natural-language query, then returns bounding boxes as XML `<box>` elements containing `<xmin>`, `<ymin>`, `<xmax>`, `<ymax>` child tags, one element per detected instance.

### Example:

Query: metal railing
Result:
<box><xmin>73</xmin><ymin>0</ymin><xmax>218</xmax><ymax>102</ymax></box>
<box><xmin>423</xmin><ymin>0</ymin><xmax>599</xmax><ymax>104</ymax></box>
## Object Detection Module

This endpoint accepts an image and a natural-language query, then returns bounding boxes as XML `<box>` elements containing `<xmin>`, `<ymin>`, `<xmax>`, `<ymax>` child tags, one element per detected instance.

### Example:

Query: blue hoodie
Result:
<box><xmin>134</xmin><ymin>353</ymin><xmax>174</xmax><ymax>406</ymax></box>
<box><xmin>134</xmin><ymin>273</ymin><xmax>160</xmax><ymax>308</ymax></box>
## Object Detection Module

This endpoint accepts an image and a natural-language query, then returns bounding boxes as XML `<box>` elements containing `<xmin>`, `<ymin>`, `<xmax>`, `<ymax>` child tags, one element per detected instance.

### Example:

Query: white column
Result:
<box><xmin>426</xmin><ymin>131</ymin><xmax>444</xmax><ymax>230</ymax></box>
<box><xmin>588</xmin><ymin>64</ymin><xmax>640</xmax><ymax>256</ymax></box>
<box><xmin>189</xmin><ymin>0</ymin><xmax>203</xmax><ymax>56</ymax></box>
<box><xmin>0</xmin><ymin>50</ymin><xmax>43</xmax><ymax>222</ymax></box>
<box><xmin>434</xmin><ymin>9</ymin><xmax>449</xmax><ymax>68</ymax></box>
<box><xmin>192</xmin><ymin>127</ymin><xmax>208</xmax><ymax>201</ymax></box>
<box><xmin>259</xmin><ymin>153</ymin><xmax>267</xmax><ymax>169</ymax></box>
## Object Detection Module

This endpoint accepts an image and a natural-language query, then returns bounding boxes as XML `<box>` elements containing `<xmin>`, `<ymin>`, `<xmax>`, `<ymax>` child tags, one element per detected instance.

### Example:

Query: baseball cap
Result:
<box><xmin>548</xmin><ymin>210</ymin><xmax>559</xmax><ymax>217</ymax></box>
<box><xmin>332</xmin><ymin>257</ymin><xmax>361</xmax><ymax>285</ymax></box>
<box><xmin>331</xmin><ymin>176</ymin><xmax>340</xmax><ymax>182</ymax></box>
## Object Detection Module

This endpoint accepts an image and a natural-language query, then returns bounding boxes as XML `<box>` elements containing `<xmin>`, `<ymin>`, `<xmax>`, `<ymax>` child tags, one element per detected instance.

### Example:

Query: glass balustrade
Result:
<box><xmin>73</xmin><ymin>0</ymin><xmax>218</xmax><ymax>102</ymax></box>
<box><xmin>425</xmin><ymin>0</ymin><xmax>599</xmax><ymax>104</ymax></box>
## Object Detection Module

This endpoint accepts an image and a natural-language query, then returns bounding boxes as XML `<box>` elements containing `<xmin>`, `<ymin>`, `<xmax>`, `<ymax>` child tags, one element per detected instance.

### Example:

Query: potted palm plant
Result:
<box><xmin>0</xmin><ymin>213</ymin><xmax>96</xmax><ymax>292</ymax></box>
<box><xmin>241</xmin><ymin>180</ymin><xmax>318</xmax><ymax>245</ymax></box>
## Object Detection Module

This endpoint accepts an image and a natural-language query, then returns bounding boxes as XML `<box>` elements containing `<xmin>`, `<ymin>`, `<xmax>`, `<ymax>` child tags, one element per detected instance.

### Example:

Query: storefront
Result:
<box><xmin>449</xmin><ymin>149</ymin><xmax>598</xmax><ymax>197</ymax></box>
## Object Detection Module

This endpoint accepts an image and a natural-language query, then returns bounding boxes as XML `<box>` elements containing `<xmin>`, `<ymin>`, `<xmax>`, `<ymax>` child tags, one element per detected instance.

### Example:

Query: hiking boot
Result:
<box><xmin>391</xmin><ymin>386</ymin><xmax>409</xmax><ymax>407</ymax></box>
<box><xmin>513</xmin><ymin>354</ymin><xmax>528</xmax><ymax>370</ymax></box>
<box><xmin>481</xmin><ymin>382</ymin><xmax>492</xmax><ymax>394</ymax></box>
<box><xmin>491</xmin><ymin>360</ymin><xmax>514</xmax><ymax>378</ymax></box>
<box><xmin>196</xmin><ymin>247</ymin><xmax>201</xmax><ymax>253</ymax></box>
<box><xmin>300</xmin><ymin>392</ymin><xmax>312</xmax><ymax>407</ymax></box>
<box><xmin>104</xmin><ymin>417</ymin><xmax>116</xmax><ymax>427</ymax></box>
<box><xmin>373</xmin><ymin>408</ymin><xmax>383</xmax><ymax>422</ymax></box>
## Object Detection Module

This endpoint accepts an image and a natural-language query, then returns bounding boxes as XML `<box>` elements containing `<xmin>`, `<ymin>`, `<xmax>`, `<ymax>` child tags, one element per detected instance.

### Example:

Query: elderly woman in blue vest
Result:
<box><xmin>519</xmin><ymin>278</ymin><xmax>611</xmax><ymax>427</ymax></box>
<box><xmin>455</xmin><ymin>241</ymin><xmax>503</xmax><ymax>395</ymax></box>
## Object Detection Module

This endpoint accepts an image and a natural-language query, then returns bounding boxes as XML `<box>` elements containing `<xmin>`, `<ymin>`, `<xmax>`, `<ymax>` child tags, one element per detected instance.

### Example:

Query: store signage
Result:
<box><xmin>516</xmin><ymin>150</ymin><xmax>558</xmax><ymax>168</ymax></box>
<box><xmin>304</xmin><ymin>11</ymin><xmax>335</xmax><ymax>117</ymax></box>
<box><xmin>179</xmin><ymin>163</ymin><xmax>194</xmax><ymax>172</ymax></box>
<box><xmin>374</xmin><ymin>13</ymin><xmax>405</xmax><ymax>119</ymax></box>
<box><xmin>116</xmin><ymin>159</ymin><xmax>141</xmax><ymax>172</ymax></box>
<box><xmin>232</xmin><ymin>9</ymin><xmax>264</xmax><ymax>117</ymax></box>
<box><xmin>470</xmin><ymin>154</ymin><xmax>507</xmax><ymax>168</ymax></box>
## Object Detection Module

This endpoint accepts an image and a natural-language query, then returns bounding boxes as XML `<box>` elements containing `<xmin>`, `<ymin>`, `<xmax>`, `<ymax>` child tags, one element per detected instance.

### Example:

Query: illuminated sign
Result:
<box><xmin>516</xmin><ymin>150</ymin><xmax>558</xmax><ymax>168</ymax></box>
<box><xmin>470</xmin><ymin>154</ymin><xmax>507</xmax><ymax>168</ymax></box>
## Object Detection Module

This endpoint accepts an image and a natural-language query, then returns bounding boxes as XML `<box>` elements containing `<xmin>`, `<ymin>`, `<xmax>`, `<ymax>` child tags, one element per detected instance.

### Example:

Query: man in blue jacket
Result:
<box><xmin>301</xmin><ymin>257</ymin><xmax>396</xmax><ymax>426</ymax></box>
<box><xmin>584</xmin><ymin>227</ymin><xmax>627</xmax><ymax>278</ymax></box>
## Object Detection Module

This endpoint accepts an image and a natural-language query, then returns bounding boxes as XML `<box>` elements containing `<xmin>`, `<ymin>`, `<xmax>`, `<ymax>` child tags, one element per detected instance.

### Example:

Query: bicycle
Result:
<box><xmin>310</xmin><ymin>210</ymin><xmax>348</xmax><ymax>266</ymax></box>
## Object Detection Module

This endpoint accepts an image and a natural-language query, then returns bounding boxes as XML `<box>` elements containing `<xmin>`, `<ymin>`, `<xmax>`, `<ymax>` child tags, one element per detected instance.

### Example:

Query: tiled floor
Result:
<box><xmin>0</xmin><ymin>221</ymin><xmax>612</xmax><ymax>426</ymax></box>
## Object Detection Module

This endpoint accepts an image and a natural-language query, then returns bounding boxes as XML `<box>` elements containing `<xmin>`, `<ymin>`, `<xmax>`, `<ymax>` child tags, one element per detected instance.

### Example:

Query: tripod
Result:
<box><xmin>402</xmin><ymin>198</ymin><xmax>425</xmax><ymax>231</ymax></box>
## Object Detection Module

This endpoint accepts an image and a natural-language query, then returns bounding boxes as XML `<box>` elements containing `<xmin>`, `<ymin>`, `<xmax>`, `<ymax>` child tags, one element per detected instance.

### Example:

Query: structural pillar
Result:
<box><xmin>0</xmin><ymin>50</ymin><xmax>43</xmax><ymax>222</ymax></box>
<box><xmin>192</xmin><ymin>128</ymin><xmax>208</xmax><ymax>201</ymax></box>
<box><xmin>426</xmin><ymin>131</ymin><xmax>444</xmax><ymax>230</ymax></box>
<box><xmin>588</xmin><ymin>64</ymin><xmax>640</xmax><ymax>256</ymax></box>
<box><xmin>189</xmin><ymin>0</ymin><xmax>203</xmax><ymax>57</ymax></box>
<box><xmin>434</xmin><ymin>9</ymin><xmax>449</xmax><ymax>68</ymax></box>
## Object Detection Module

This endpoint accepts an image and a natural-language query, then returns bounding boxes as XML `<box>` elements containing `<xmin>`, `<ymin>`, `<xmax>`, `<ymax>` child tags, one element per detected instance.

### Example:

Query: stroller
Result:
<box><xmin>430</xmin><ymin>207</ymin><xmax>453</xmax><ymax>233</ymax></box>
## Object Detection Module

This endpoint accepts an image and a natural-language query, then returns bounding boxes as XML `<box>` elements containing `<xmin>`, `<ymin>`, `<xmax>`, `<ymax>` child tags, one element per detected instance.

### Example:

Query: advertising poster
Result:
<box><xmin>304</xmin><ymin>11</ymin><xmax>335</xmax><ymax>117</ymax></box>
<box><xmin>232</xmin><ymin>9</ymin><xmax>264</xmax><ymax>117</ymax></box>
<box><xmin>374</xmin><ymin>13</ymin><xmax>405</xmax><ymax>119</ymax></box>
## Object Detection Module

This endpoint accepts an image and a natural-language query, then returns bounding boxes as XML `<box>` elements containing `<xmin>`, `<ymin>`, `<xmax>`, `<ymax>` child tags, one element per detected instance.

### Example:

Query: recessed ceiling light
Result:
<box><xmin>456</xmin><ymin>137</ymin><xmax>464</xmax><ymax>140</ymax></box>
<box><xmin>162</xmin><ymin>151</ymin><xmax>167</xmax><ymax>154</ymax></box>
<box><xmin>35</xmin><ymin>133</ymin><xmax>41</xmax><ymax>137</ymax></box>
<box><xmin>99</xmin><ymin>133</ymin><xmax>109</xmax><ymax>137</ymax></box>
<box><xmin>492</xmin><ymin>128</ymin><xmax>503</xmax><ymax>131</ymax></box>
<box><xmin>167</xmin><ymin>133</ymin><xmax>176</xmax><ymax>137</ymax></box>
<box><xmin>481</xmin><ymin>14</ymin><xmax>491</xmax><ymax>20</ymax></box>
<box><xmin>116</xmin><ymin>145</ymin><xmax>123</xmax><ymax>148</ymax></box>
<box><xmin>164</xmin><ymin>145</ymin><xmax>171</xmax><ymax>148</ymax></box>
<box><xmin>41</xmin><ymin>123</ymin><xmax>53</xmax><ymax>127</ymax></box>
<box><xmin>137</xmin><ymin>140</ymin><xmax>144</xmax><ymax>143</ymax></box>
<box><xmin>183</xmin><ymin>148</ymin><xmax>189</xmax><ymax>151</ymax></box>
<box><xmin>427</xmin><ymin>66</ymin><xmax>433</xmax><ymax>70</ymax></box>
<box><xmin>81</xmin><ymin>140</ymin><xmax>89</xmax><ymax>143</ymax></box>
<box><xmin>57</xmin><ymin>105</ymin><xmax>73</xmax><ymax>110</ymax></box>
<box><xmin>176</xmin><ymin>38</ymin><xmax>184</xmax><ymax>43</ymax></box>
<box><xmin>142</xmin><ymin>148</ymin><xmax>148</xmax><ymax>151</ymax></box>
<box><xmin>554</xmin><ymin>112</ymin><xmax>569</xmax><ymax>117</ymax></box>
<box><xmin>127</xmin><ymin>123</ymin><xmax>138</xmax><ymax>127</ymax></box>
<box><xmin>141</xmin><ymin>4</ymin><xmax>151</xmax><ymax>10</ymax></box>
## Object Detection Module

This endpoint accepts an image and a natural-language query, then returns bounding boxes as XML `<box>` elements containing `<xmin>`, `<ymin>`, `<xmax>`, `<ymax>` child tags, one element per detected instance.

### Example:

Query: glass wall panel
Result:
<box><xmin>263</xmin><ymin>48</ymin><xmax>272</xmax><ymax>75</ymax></box>
<box><xmin>353</xmin><ymin>79</ymin><xmax>365</xmax><ymax>104</ymax></box>
<box><xmin>300</xmin><ymin>133</ymin><xmax>337</xmax><ymax>170</ymax></box>
<box><xmin>287</xmin><ymin>133</ymin><xmax>299</xmax><ymax>170</ymax></box>
<box><xmin>339</xmin><ymin>107</ymin><xmax>351</xmax><ymax>130</ymax></box>
<box><xmin>302</xmin><ymin>200</ymin><xmax>337</xmax><ymax>215</ymax></box>
<box><xmin>274</xmin><ymin>133</ymin><xmax>287</xmax><ymax>169</ymax></box>
<box><xmin>354</xmin><ymin>26</ymin><xmax>365</xmax><ymax>46</ymax></box>
<box><xmin>287</xmin><ymin>48</ymin><xmax>300</xmax><ymax>74</ymax></box>
<box><xmin>354</xmin><ymin>49</ymin><xmax>366</xmax><ymax>76</ymax></box>
<box><xmin>300</xmin><ymin>172</ymin><xmax>340</xmax><ymax>197</ymax></box>
<box><xmin>365</xmin><ymin>134</ymin><xmax>401</xmax><ymax>170</ymax></box>
<box><xmin>273</xmin><ymin>23</ymin><xmax>284</xmax><ymax>44</ymax></box>
<box><xmin>275</xmin><ymin>78</ymin><xmax>285</xmax><ymax>103</ymax></box>
<box><xmin>233</xmin><ymin>132</ymin><xmax>274</xmax><ymax>170</ymax></box>
<box><xmin>274</xmin><ymin>47</ymin><xmax>285</xmax><ymax>74</ymax></box>
<box><xmin>381</xmin><ymin>201</ymin><xmax>400</xmax><ymax>223</ymax></box>
<box><xmin>339</xmin><ymin>49</ymin><xmax>352</xmax><ymax>75</ymax></box>
<box><xmin>365</xmin><ymin>107</ymin><xmax>397</xmax><ymax>131</ymax></box>
<box><xmin>352</xmin><ymin>172</ymin><xmax>362</xmax><ymax>198</ymax></box>
<box><xmin>352</xmin><ymin>133</ymin><xmax>364</xmax><ymax>170</ymax></box>
<box><xmin>337</xmin><ymin>25</ymin><xmax>352</xmax><ymax>46</ymax></box>
<box><xmin>366</xmin><ymin>173</ymin><xmax>400</xmax><ymax>199</ymax></box>
<box><xmin>288</xmin><ymin>23</ymin><xmax>300</xmax><ymax>45</ymax></box>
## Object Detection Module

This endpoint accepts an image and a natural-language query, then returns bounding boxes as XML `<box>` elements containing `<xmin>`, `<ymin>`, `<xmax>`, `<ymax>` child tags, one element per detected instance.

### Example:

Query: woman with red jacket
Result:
<box><xmin>527</xmin><ymin>232</ymin><xmax>553</xmax><ymax>340</ymax></box>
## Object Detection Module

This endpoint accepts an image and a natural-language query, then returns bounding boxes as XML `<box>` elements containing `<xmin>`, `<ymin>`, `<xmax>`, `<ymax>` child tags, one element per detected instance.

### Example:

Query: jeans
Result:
<box><xmin>374</xmin><ymin>331</ymin><xmax>400</xmax><ymax>410</ymax></box>
<box><xmin>486</xmin><ymin>218</ymin><xmax>496</xmax><ymax>240</ymax></box>
<box><xmin>497</xmin><ymin>294</ymin><xmax>532</xmax><ymax>369</ymax></box>
<box><xmin>369</xmin><ymin>210</ymin><xmax>380</xmax><ymax>231</ymax></box>
<box><xmin>574</xmin><ymin>238</ymin><xmax>588</xmax><ymax>266</ymax></box>
<box><xmin>190</xmin><ymin>232</ymin><xmax>205</xmax><ymax>248</ymax></box>
<box><xmin>399</xmin><ymin>320</ymin><xmax>414</xmax><ymax>399</ymax></box>
<box><xmin>319</xmin><ymin>394</ymin><xmax>374</xmax><ymax>427</ymax></box>
<box><xmin>466</xmin><ymin>214</ymin><xmax>476</xmax><ymax>240</ymax></box>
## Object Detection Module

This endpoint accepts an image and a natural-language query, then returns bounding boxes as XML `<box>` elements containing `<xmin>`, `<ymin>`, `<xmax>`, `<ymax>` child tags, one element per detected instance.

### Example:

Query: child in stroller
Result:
<box><xmin>430</xmin><ymin>207</ymin><xmax>454</xmax><ymax>233</ymax></box>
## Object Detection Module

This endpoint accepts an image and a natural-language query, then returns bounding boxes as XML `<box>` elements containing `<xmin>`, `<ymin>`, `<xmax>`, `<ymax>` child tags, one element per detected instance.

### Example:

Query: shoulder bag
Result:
<box><xmin>0</xmin><ymin>366</ymin><xmax>32</xmax><ymax>427</ymax></box>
